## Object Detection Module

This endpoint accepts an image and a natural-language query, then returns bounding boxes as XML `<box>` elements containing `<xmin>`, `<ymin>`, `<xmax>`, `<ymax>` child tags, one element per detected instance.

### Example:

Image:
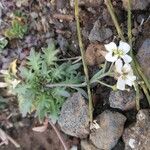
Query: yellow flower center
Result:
<box><xmin>112</xmin><ymin>49</ymin><xmax>124</xmax><ymax>57</ymax></box>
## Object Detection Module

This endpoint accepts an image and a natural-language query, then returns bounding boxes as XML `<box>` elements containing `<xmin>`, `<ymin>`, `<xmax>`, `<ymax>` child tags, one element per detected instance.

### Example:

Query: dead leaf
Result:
<box><xmin>0</xmin><ymin>129</ymin><xmax>9</xmax><ymax>145</ymax></box>
<box><xmin>32</xmin><ymin>119</ymin><xmax>48</xmax><ymax>133</ymax></box>
<box><xmin>9</xmin><ymin>59</ymin><xmax>17</xmax><ymax>76</ymax></box>
<box><xmin>85</xmin><ymin>43</ymin><xmax>106</xmax><ymax>66</ymax></box>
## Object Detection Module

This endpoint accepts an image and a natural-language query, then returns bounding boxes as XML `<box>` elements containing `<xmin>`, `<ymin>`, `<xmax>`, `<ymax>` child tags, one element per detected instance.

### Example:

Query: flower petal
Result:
<box><xmin>0</xmin><ymin>82</ymin><xmax>8</xmax><ymax>88</ymax></box>
<box><xmin>104</xmin><ymin>42</ymin><xmax>117</xmax><ymax>52</ymax></box>
<box><xmin>122</xmin><ymin>54</ymin><xmax>132</xmax><ymax>63</ymax></box>
<box><xmin>125</xmin><ymin>74</ymin><xmax>136</xmax><ymax>86</ymax></box>
<box><xmin>105</xmin><ymin>52</ymin><xmax>117</xmax><ymax>62</ymax></box>
<box><xmin>125</xmin><ymin>79</ymin><xmax>133</xmax><ymax>86</ymax></box>
<box><xmin>115</xmin><ymin>59</ymin><xmax>123</xmax><ymax>74</ymax></box>
<box><xmin>118</xmin><ymin>41</ymin><xmax>130</xmax><ymax>54</ymax></box>
<box><xmin>122</xmin><ymin>63</ymin><xmax>132</xmax><ymax>74</ymax></box>
<box><xmin>117</xmin><ymin>76</ymin><xmax>126</xmax><ymax>90</ymax></box>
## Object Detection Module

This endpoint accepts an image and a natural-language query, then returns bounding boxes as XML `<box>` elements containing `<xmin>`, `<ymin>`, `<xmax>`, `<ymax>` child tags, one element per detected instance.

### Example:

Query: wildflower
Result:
<box><xmin>104</xmin><ymin>41</ymin><xmax>132</xmax><ymax>63</ymax></box>
<box><xmin>115</xmin><ymin>59</ymin><xmax>136</xmax><ymax>90</ymax></box>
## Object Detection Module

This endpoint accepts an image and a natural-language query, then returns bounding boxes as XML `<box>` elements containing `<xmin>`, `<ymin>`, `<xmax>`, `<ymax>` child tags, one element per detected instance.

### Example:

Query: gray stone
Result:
<box><xmin>109</xmin><ymin>89</ymin><xmax>138</xmax><ymax>111</ymax></box>
<box><xmin>81</xmin><ymin>140</ymin><xmax>100</xmax><ymax>150</ymax></box>
<box><xmin>137</xmin><ymin>39</ymin><xmax>150</xmax><ymax>80</ymax></box>
<box><xmin>90</xmin><ymin>110</ymin><xmax>126</xmax><ymax>150</ymax></box>
<box><xmin>58</xmin><ymin>93</ymin><xmax>90</xmax><ymax>138</ymax></box>
<box><xmin>30</xmin><ymin>12</ymin><xmax>38</xmax><ymax>19</ymax></box>
<box><xmin>123</xmin><ymin>109</ymin><xmax>150</xmax><ymax>150</ymax></box>
<box><xmin>70</xmin><ymin>0</ymin><xmax>103</xmax><ymax>7</ymax></box>
<box><xmin>122</xmin><ymin>0</ymin><xmax>150</xmax><ymax>10</ymax></box>
<box><xmin>89</xmin><ymin>20</ymin><xmax>113</xmax><ymax>42</ymax></box>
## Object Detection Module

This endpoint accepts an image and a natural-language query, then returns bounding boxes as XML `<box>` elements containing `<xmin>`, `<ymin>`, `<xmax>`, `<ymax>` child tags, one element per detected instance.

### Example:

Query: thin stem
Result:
<box><xmin>90</xmin><ymin>72</ymin><xmax>111</xmax><ymax>84</ymax></box>
<box><xmin>96</xmin><ymin>80</ymin><xmax>116</xmax><ymax>90</ymax></box>
<box><xmin>127</xmin><ymin>0</ymin><xmax>140</xmax><ymax>109</ymax></box>
<box><xmin>46</xmin><ymin>82</ymin><xmax>87</xmax><ymax>88</ymax></box>
<box><xmin>127</xmin><ymin>0</ymin><xmax>150</xmax><ymax>108</ymax></box>
<box><xmin>105</xmin><ymin>0</ymin><xmax>125</xmax><ymax>41</ymax></box>
<box><xmin>134</xmin><ymin>57</ymin><xmax>150</xmax><ymax>91</ymax></box>
<box><xmin>49</xmin><ymin>120</ymin><xmax>68</xmax><ymax>150</ymax></box>
<box><xmin>134</xmin><ymin>83</ymin><xmax>140</xmax><ymax>110</ymax></box>
<box><xmin>102</xmin><ymin>61</ymin><xmax>107</xmax><ymax>73</ymax></box>
<box><xmin>75</xmin><ymin>0</ymin><xmax>93</xmax><ymax>122</ymax></box>
<box><xmin>140</xmin><ymin>84</ymin><xmax>150</xmax><ymax>105</ymax></box>
<box><xmin>108</xmin><ymin>62</ymin><xmax>114</xmax><ymax>72</ymax></box>
<box><xmin>57</xmin><ymin>56</ymin><xmax>81</xmax><ymax>61</ymax></box>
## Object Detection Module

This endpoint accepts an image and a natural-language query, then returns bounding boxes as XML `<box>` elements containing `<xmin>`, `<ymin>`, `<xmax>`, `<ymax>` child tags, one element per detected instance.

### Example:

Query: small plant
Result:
<box><xmin>14</xmin><ymin>43</ymin><xmax>83</xmax><ymax>121</ymax></box>
<box><xmin>0</xmin><ymin>37</ymin><xmax>8</xmax><ymax>53</ymax></box>
<box><xmin>4</xmin><ymin>12</ymin><xmax>28</xmax><ymax>39</ymax></box>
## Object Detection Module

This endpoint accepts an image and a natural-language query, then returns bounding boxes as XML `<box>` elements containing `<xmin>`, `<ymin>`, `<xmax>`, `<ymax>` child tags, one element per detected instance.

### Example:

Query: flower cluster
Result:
<box><xmin>104</xmin><ymin>41</ymin><xmax>136</xmax><ymax>90</ymax></box>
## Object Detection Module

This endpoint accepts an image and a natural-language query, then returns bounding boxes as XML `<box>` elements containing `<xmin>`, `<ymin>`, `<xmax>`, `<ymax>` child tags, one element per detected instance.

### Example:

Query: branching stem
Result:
<box><xmin>106</xmin><ymin>0</ymin><xmax>150</xmax><ymax>108</ymax></box>
<box><xmin>75</xmin><ymin>0</ymin><xmax>93</xmax><ymax>122</ymax></box>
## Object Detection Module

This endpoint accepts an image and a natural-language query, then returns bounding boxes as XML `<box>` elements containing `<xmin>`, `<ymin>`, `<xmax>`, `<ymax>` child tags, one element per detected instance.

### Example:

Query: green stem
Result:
<box><xmin>134</xmin><ymin>57</ymin><xmax>150</xmax><ymax>91</ymax></box>
<box><xmin>127</xmin><ymin>0</ymin><xmax>140</xmax><ymax>109</ymax></box>
<box><xmin>105</xmin><ymin>0</ymin><xmax>125</xmax><ymax>41</ymax></box>
<box><xmin>90</xmin><ymin>72</ymin><xmax>112</xmax><ymax>84</ymax></box>
<box><xmin>75</xmin><ymin>0</ymin><xmax>93</xmax><ymax>122</ymax></box>
<box><xmin>96</xmin><ymin>80</ymin><xmax>116</xmax><ymax>90</ymax></box>
<box><xmin>57</xmin><ymin>56</ymin><xmax>81</xmax><ymax>61</ymax></box>
<box><xmin>127</xmin><ymin>0</ymin><xmax>150</xmax><ymax>108</ymax></box>
<box><xmin>46</xmin><ymin>83</ymin><xmax>87</xmax><ymax>88</ymax></box>
<box><xmin>102</xmin><ymin>60</ymin><xmax>107</xmax><ymax>73</ymax></box>
<box><xmin>140</xmin><ymin>84</ymin><xmax>150</xmax><ymax>105</ymax></box>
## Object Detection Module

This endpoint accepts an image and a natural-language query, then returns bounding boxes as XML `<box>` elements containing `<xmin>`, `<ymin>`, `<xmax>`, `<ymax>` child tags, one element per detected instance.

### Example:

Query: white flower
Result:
<box><xmin>104</xmin><ymin>41</ymin><xmax>132</xmax><ymax>63</ymax></box>
<box><xmin>115</xmin><ymin>59</ymin><xmax>136</xmax><ymax>90</ymax></box>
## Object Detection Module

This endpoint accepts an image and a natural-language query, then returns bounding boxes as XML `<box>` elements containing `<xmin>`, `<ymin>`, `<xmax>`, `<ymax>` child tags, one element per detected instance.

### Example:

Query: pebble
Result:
<box><xmin>122</xmin><ymin>0</ymin><xmax>150</xmax><ymax>10</ymax></box>
<box><xmin>58</xmin><ymin>93</ymin><xmax>90</xmax><ymax>138</ymax></box>
<box><xmin>90</xmin><ymin>110</ymin><xmax>126</xmax><ymax>150</ymax></box>
<box><xmin>137</xmin><ymin>39</ymin><xmax>150</xmax><ymax>80</ymax></box>
<box><xmin>109</xmin><ymin>89</ymin><xmax>139</xmax><ymax>111</ymax></box>
<box><xmin>123</xmin><ymin>109</ymin><xmax>150</xmax><ymax>150</ymax></box>
<box><xmin>88</xmin><ymin>20</ymin><xmax>113</xmax><ymax>42</ymax></box>
<box><xmin>81</xmin><ymin>140</ymin><xmax>100</xmax><ymax>150</ymax></box>
<box><xmin>30</xmin><ymin>12</ymin><xmax>38</xmax><ymax>19</ymax></box>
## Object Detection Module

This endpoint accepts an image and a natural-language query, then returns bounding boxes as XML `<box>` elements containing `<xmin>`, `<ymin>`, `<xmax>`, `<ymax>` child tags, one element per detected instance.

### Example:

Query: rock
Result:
<box><xmin>122</xmin><ymin>0</ymin><xmax>150</xmax><ymax>10</ymax></box>
<box><xmin>58</xmin><ymin>93</ymin><xmax>90</xmax><ymax>138</ymax></box>
<box><xmin>90</xmin><ymin>110</ymin><xmax>126</xmax><ymax>149</ymax></box>
<box><xmin>57</xmin><ymin>34</ymin><xmax>69</xmax><ymax>54</ymax></box>
<box><xmin>88</xmin><ymin>20</ymin><xmax>113</xmax><ymax>42</ymax></box>
<box><xmin>30</xmin><ymin>12</ymin><xmax>38</xmax><ymax>19</ymax></box>
<box><xmin>85</xmin><ymin>43</ymin><xmax>106</xmax><ymax>66</ymax></box>
<box><xmin>70</xmin><ymin>0</ymin><xmax>103</xmax><ymax>7</ymax></box>
<box><xmin>102</xmin><ymin>9</ymin><xmax>113</xmax><ymax>26</ymax></box>
<box><xmin>109</xmin><ymin>89</ymin><xmax>139</xmax><ymax>111</ymax></box>
<box><xmin>81</xmin><ymin>140</ymin><xmax>100</xmax><ymax>150</ymax></box>
<box><xmin>123</xmin><ymin>109</ymin><xmax>150</xmax><ymax>150</ymax></box>
<box><xmin>137</xmin><ymin>39</ymin><xmax>150</xmax><ymax>80</ymax></box>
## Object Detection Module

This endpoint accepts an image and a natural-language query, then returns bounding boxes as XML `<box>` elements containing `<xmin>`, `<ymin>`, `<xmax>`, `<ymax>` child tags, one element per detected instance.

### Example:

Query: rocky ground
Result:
<box><xmin>0</xmin><ymin>0</ymin><xmax>150</xmax><ymax>150</ymax></box>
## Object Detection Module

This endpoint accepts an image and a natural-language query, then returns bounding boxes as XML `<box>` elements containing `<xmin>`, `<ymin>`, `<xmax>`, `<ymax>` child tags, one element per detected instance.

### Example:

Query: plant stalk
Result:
<box><xmin>49</xmin><ymin>120</ymin><xmax>68</xmax><ymax>150</ymax></box>
<box><xmin>105</xmin><ymin>0</ymin><xmax>125</xmax><ymax>41</ymax></box>
<box><xmin>75</xmin><ymin>0</ymin><xmax>93</xmax><ymax>122</ymax></box>
<box><xmin>46</xmin><ymin>83</ymin><xmax>87</xmax><ymax>88</ymax></box>
<box><xmin>127</xmin><ymin>0</ymin><xmax>140</xmax><ymax>110</ymax></box>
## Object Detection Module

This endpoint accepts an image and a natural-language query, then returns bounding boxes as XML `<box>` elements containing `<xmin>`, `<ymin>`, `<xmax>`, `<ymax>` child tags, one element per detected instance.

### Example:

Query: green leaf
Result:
<box><xmin>90</xmin><ymin>69</ymin><xmax>103</xmax><ymax>82</ymax></box>
<box><xmin>19</xmin><ymin>67</ymin><xmax>34</xmax><ymax>81</ymax></box>
<box><xmin>52</xmin><ymin>87</ymin><xmax>70</xmax><ymax>97</ymax></box>
<box><xmin>42</xmin><ymin>43</ymin><xmax>58</xmax><ymax>66</ymax></box>
<box><xmin>0</xmin><ymin>38</ymin><xmax>8</xmax><ymax>51</ymax></box>
<box><xmin>18</xmin><ymin>93</ymin><xmax>33</xmax><ymax>117</ymax></box>
<box><xmin>27</xmin><ymin>49</ymin><xmax>42</xmax><ymax>71</ymax></box>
